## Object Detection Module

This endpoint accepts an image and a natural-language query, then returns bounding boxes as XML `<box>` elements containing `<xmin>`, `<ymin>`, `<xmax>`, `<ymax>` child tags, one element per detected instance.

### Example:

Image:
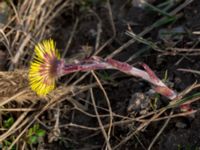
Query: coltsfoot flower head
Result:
<box><xmin>29</xmin><ymin>39</ymin><xmax>61</xmax><ymax>96</ymax></box>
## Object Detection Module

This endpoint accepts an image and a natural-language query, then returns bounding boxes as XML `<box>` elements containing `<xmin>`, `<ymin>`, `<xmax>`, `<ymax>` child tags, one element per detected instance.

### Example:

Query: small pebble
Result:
<box><xmin>175</xmin><ymin>121</ymin><xmax>187</xmax><ymax>129</ymax></box>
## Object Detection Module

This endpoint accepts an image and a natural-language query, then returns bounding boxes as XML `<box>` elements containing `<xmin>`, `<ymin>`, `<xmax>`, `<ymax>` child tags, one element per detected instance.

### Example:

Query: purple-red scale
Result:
<box><xmin>154</xmin><ymin>86</ymin><xmax>175</xmax><ymax>99</ymax></box>
<box><xmin>141</xmin><ymin>63</ymin><xmax>159</xmax><ymax>83</ymax></box>
<box><xmin>106</xmin><ymin>58</ymin><xmax>132</xmax><ymax>72</ymax></box>
<box><xmin>63</xmin><ymin>64</ymin><xmax>79</xmax><ymax>74</ymax></box>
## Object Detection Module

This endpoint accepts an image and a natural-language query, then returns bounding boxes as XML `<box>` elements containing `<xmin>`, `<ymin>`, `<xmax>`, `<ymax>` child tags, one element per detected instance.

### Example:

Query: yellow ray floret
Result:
<box><xmin>29</xmin><ymin>39</ymin><xmax>60</xmax><ymax>96</ymax></box>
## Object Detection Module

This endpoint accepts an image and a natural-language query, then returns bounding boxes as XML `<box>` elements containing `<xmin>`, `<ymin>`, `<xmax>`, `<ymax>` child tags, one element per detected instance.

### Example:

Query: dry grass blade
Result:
<box><xmin>0</xmin><ymin>0</ymin><xmax>72</xmax><ymax>69</ymax></box>
<box><xmin>0</xmin><ymin>70</ymin><xmax>40</xmax><ymax>106</ymax></box>
<box><xmin>7</xmin><ymin>83</ymin><xmax>97</xmax><ymax>149</ymax></box>
<box><xmin>0</xmin><ymin>69</ymin><xmax>80</xmax><ymax>104</ymax></box>
<box><xmin>91</xmin><ymin>71</ymin><xmax>113</xmax><ymax>148</ymax></box>
<box><xmin>0</xmin><ymin>70</ymin><xmax>29</xmax><ymax>97</ymax></box>
<box><xmin>0</xmin><ymin>104</ymin><xmax>34</xmax><ymax>142</ymax></box>
<box><xmin>148</xmin><ymin>110</ymin><xmax>173</xmax><ymax>150</ymax></box>
<box><xmin>107</xmin><ymin>0</ymin><xmax>193</xmax><ymax>59</ymax></box>
<box><xmin>178</xmin><ymin>68</ymin><xmax>200</xmax><ymax>76</ymax></box>
<box><xmin>113</xmin><ymin>109</ymin><xmax>166</xmax><ymax>149</ymax></box>
<box><xmin>90</xmin><ymin>88</ymin><xmax>112</xmax><ymax>150</ymax></box>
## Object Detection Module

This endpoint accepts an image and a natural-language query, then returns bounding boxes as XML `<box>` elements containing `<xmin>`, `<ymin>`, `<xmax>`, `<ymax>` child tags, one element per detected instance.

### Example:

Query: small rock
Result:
<box><xmin>175</xmin><ymin>121</ymin><xmax>187</xmax><ymax>129</ymax></box>
<box><xmin>127</xmin><ymin>92</ymin><xmax>150</xmax><ymax>114</ymax></box>
<box><xmin>132</xmin><ymin>0</ymin><xmax>156</xmax><ymax>8</ymax></box>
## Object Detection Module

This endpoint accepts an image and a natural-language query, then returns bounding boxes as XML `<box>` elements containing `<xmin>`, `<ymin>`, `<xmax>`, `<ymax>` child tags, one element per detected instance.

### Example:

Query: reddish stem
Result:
<box><xmin>58</xmin><ymin>56</ymin><xmax>190</xmax><ymax>111</ymax></box>
<box><xmin>61</xmin><ymin>57</ymin><xmax>111</xmax><ymax>74</ymax></box>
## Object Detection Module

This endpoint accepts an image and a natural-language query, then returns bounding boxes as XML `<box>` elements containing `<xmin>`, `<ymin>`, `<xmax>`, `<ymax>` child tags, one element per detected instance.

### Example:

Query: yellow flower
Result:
<box><xmin>29</xmin><ymin>39</ymin><xmax>60</xmax><ymax>96</ymax></box>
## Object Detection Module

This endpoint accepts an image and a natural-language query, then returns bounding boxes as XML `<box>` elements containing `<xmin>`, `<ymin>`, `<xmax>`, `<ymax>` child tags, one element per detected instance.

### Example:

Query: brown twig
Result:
<box><xmin>90</xmin><ymin>88</ymin><xmax>112</xmax><ymax>150</ymax></box>
<box><xmin>148</xmin><ymin>110</ymin><xmax>173</xmax><ymax>150</ymax></box>
<box><xmin>92</xmin><ymin>71</ymin><xmax>113</xmax><ymax>148</ymax></box>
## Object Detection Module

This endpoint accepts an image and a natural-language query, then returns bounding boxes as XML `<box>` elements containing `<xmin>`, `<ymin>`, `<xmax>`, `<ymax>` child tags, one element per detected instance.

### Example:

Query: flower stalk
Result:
<box><xmin>58</xmin><ymin>56</ymin><xmax>177</xmax><ymax>100</ymax></box>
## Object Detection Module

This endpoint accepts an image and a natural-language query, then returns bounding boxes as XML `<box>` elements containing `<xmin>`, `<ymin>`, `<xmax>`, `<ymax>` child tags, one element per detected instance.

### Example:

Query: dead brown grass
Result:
<box><xmin>0</xmin><ymin>69</ymin><xmax>86</xmax><ymax>104</ymax></box>
<box><xmin>0</xmin><ymin>0</ymin><xmax>74</xmax><ymax>149</ymax></box>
